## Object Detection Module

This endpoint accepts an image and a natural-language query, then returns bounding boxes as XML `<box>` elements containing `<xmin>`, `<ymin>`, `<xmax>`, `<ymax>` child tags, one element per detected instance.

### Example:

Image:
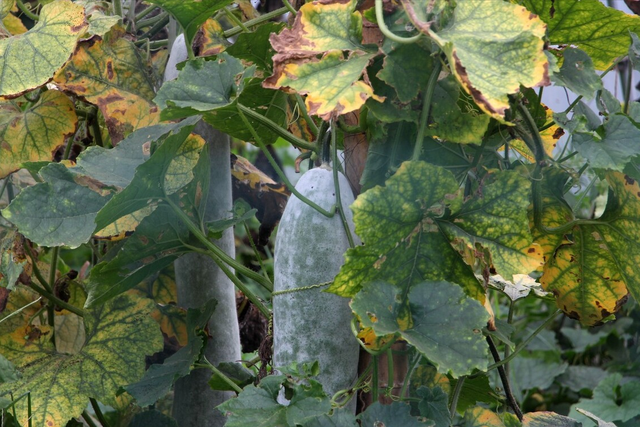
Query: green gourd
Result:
<box><xmin>273</xmin><ymin>165</ymin><xmax>360</xmax><ymax>409</ymax></box>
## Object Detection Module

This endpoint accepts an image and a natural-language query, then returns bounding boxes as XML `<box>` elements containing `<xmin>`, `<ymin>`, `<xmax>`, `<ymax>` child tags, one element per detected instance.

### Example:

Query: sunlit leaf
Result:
<box><xmin>0</xmin><ymin>90</ymin><xmax>77</xmax><ymax>178</ymax></box>
<box><xmin>144</xmin><ymin>0</ymin><xmax>234</xmax><ymax>48</ymax></box>
<box><xmin>462</xmin><ymin>407</ymin><xmax>506</xmax><ymax>427</ymax></box>
<box><xmin>0</xmin><ymin>292</ymin><xmax>163</xmax><ymax>426</ymax></box>
<box><xmin>351</xmin><ymin>281</ymin><xmax>489</xmax><ymax>377</ymax></box>
<box><xmin>125</xmin><ymin>299</ymin><xmax>216</xmax><ymax>406</ymax></box>
<box><xmin>0</xmin><ymin>0</ymin><xmax>87</xmax><ymax>97</ymax></box>
<box><xmin>569</xmin><ymin>374</ymin><xmax>640</xmax><ymax>424</ymax></box>
<box><xmin>411</xmin><ymin>0</ymin><xmax>548</xmax><ymax>120</ymax></box>
<box><xmin>264</xmin><ymin>0</ymin><xmax>381</xmax><ymax>119</ymax></box>
<box><xmin>522</xmin><ymin>0</ymin><xmax>640</xmax><ymax>70</ymax></box>
<box><xmin>1</xmin><ymin>1</ymin><xmax>27</xmax><ymax>37</ymax></box>
<box><xmin>1</xmin><ymin>163</ymin><xmax>112</xmax><ymax>248</ymax></box>
<box><xmin>53</xmin><ymin>31</ymin><xmax>160</xmax><ymax>144</ymax></box>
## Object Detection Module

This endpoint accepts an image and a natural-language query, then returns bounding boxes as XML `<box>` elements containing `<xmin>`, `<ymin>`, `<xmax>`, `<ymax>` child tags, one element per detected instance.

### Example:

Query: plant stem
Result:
<box><xmin>199</xmin><ymin>357</ymin><xmax>244</xmax><ymax>393</ymax></box>
<box><xmin>137</xmin><ymin>11</ymin><xmax>168</xmax><ymax>29</ymax></box>
<box><xmin>243</xmin><ymin>222</ymin><xmax>269</xmax><ymax>280</ymax></box>
<box><xmin>24</xmin><ymin>244</ymin><xmax>51</xmax><ymax>292</ymax></box>
<box><xmin>399</xmin><ymin>352</ymin><xmax>421</xmax><ymax>399</ymax></box>
<box><xmin>28</xmin><ymin>282</ymin><xmax>84</xmax><ymax>317</ymax></box>
<box><xmin>487</xmin><ymin>336</ymin><xmax>523</xmax><ymax>420</ymax></box>
<box><xmin>90</xmin><ymin>398</ymin><xmax>111</xmax><ymax>427</ymax></box>
<box><xmin>135</xmin><ymin>4</ymin><xmax>159</xmax><ymax>21</ymax></box>
<box><xmin>82</xmin><ymin>411</ymin><xmax>99</xmax><ymax>427</ymax></box>
<box><xmin>449</xmin><ymin>375</ymin><xmax>466</xmax><ymax>418</ymax></box>
<box><xmin>412</xmin><ymin>57</ymin><xmax>442</xmax><ymax>161</ymax></box>
<box><xmin>237</xmin><ymin>104</ymin><xmax>316</xmax><ymax>151</ymax></box>
<box><xmin>375</xmin><ymin>0</ymin><xmax>421</xmax><ymax>43</ymax></box>
<box><xmin>138</xmin><ymin>13</ymin><xmax>170</xmax><ymax>40</ymax></box>
<box><xmin>372</xmin><ymin>355</ymin><xmax>380</xmax><ymax>403</ymax></box>
<box><xmin>504</xmin><ymin>299</ymin><xmax>515</xmax><ymax>380</ymax></box>
<box><xmin>224</xmin><ymin>7</ymin><xmax>289</xmax><ymax>38</ymax></box>
<box><xmin>295</xmin><ymin>94</ymin><xmax>318</xmax><ymax>136</ymax></box>
<box><xmin>332</xmin><ymin>128</ymin><xmax>356</xmax><ymax>248</ymax></box>
<box><xmin>112</xmin><ymin>0</ymin><xmax>122</xmax><ymax>18</ymax></box>
<box><xmin>223</xmin><ymin>7</ymin><xmax>249</xmax><ymax>33</ymax></box>
<box><xmin>281</xmin><ymin>0</ymin><xmax>297</xmax><ymax>15</ymax></box>
<box><xmin>16</xmin><ymin>0</ymin><xmax>39</xmax><ymax>21</ymax></box>
<box><xmin>237</xmin><ymin>106</ymin><xmax>337</xmax><ymax>218</ymax></box>
<box><xmin>624</xmin><ymin>63</ymin><xmax>633</xmax><ymax>115</ymax></box>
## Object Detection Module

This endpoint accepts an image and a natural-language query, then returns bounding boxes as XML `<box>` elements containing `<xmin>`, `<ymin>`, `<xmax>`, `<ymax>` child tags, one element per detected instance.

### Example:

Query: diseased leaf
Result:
<box><xmin>551</xmin><ymin>48</ymin><xmax>602</xmax><ymax>99</ymax></box>
<box><xmin>0</xmin><ymin>292</ymin><xmax>163</xmax><ymax>427</ymax></box>
<box><xmin>0</xmin><ymin>0</ymin><xmax>88</xmax><ymax>97</ymax></box>
<box><xmin>0</xmin><ymin>89</ymin><xmax>77</xmax><ymax>179</ymax></box>
<box><xmin>144</xmin><ymin>0</ymin><xmax>234</xmax><ymax>48</ymax></box>
<box><xmin>409</xmin><ymin>0</ymin><xmax>548</xmax><ymax>120</ymax></box>
<box><xmin>522</xmin><ymin>0</ymin><xmax>640</xmax><ymax>70</ymax></box>
<box><xmin>53</xmin><ymin>32</ymin><xmax>160</xmax><ymax>144</ymax></box>
<box><xmin>0</xmin><ymin>231</ymin><xmax>29</xmax><ymax>290</ymax></box>
<box><xmin>569</xmin><ymin>374</ymin><xmax>640</xmax><ymax>424</ymax></box>
<box><xmin>351</xmin><ymin>281</ymin><xmax>489</xmax><ymax>377</ymax></box>
<box><xmin>522</xmin><ymin>412</ymin><xmax>580</xmax><ymax>427</ymax></box>
<box><xmin>80</xmin><ymin>1</ymin><xmax>120</xmax><ymax>37</ymax></box>
<box><xmin>264</xmin><ymin>0</ymin><xmax>381</xmax><ymax>119</ymax></box>
<box><xmin>125</xmin><ymin>299</ymin><xmax>216</xmax><ymax>407</ymax></box>
<box><xmin>463</xmin><ymin>407</ymin><xmax>506</xmax><ymax>427</ymax></box>
<box><xmin>1</xmin><ymin>163</ymin><xmax>112</xmax><ymax>248</ymax></box>
<box><xmin>196</xmin><ymin>18</ymin><xmax>228</xmax><ymax>57</ymax></box>
<box><xmin>359</xmin><ymin>402</ymin><xmax>434</xmax><ymax>426</ymax></box>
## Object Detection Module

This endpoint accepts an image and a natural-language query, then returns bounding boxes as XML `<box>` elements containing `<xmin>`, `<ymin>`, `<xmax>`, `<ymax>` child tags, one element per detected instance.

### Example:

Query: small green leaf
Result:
<box><xmin>0</xmin><ymin>292</ymin><xmax>163</xmax><ymax>426</ymax></box>
<box><xmin>0</xmin><ymin>90</ymin><xmax>78</xmax><ymax>178</ymax></box>
<box><xmin>1</xmin><ymin>163</ymin><xmax>112</xmax><ymax>248</ymax></box>
<box><xmin>449</xmin><ymin>375</ymin><xmax>498</xmax><ymax>415</ymax></box>
<box><xmin>417</xmin><ymin>387</ymin><xmax>451</xmax><ymax>427</ymax></box>
<box><xmin>226</xmin><ymin>23</ymin><xmax>284</xmax><ymax>72</ymax></box>
<box><xmin>125</xmin><ymin>299</ymin><xmax>217</xmax><ymax>406</ymax></box>
<box><xmin>522</xmin><ymin>412</ymin><xmax>580</xmax><ymax>427</ymax></box>
<box><xmin>218</xmin><ymin>376</ymin><xmax>331</xmax><ymax>427</ymax></box>
<box><xmin>144</xmin><ymin>0</ymin><xmax>234</xmax><ymax>48</ymax></box>
<box><xmin>377</xmin><ymin>42</ymin><xmax>433</xmax><ymax>103</ymax></box>
<box><xmin>359</xmin><ymin>402</ymin><xmax>434</xmax><ymax>426</ymax></box>
<box><xmin>0</xmin><ymin>354</ymin><xmax>19</xmax><ymax>383</ymax></box>
<box><xmin>551</xmin><ymin>48</ymin><xmax>602</xmax><ymax>99</ymax></box>
<box><xmin>0</xmin><ymin>0</ymin><xmax>88</xmax><ymax>97</ymax></box>
<box><xmin>522</xmin><ymin>0</ymin><xmax>640</xmax><ymax>70</ymax></box>
<box><xmin>352</xmin><ymin>281</ymin><xmax>489</xmax><ymax>377</ymax></box>
<box><xmin>569</xmin><ymin>374</ymin><xmax>640</xmax><ymax>424</ymax></box>
<box><xmin>423</xmin><ymin>0</ymin><xmax>548</xmax><ymax>120</ymax></box>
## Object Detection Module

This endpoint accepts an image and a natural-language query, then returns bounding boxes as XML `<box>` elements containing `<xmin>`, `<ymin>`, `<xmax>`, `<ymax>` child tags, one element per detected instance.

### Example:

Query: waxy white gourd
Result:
<box><xmin>273</xmin><ymin>165</ymin><xmax>360</xmax><ymax>406</ymax></box>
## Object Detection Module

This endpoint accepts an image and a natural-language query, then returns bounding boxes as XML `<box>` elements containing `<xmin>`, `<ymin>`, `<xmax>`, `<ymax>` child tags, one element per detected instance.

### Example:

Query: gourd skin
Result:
<box><xmin>273</xmin><ymin>166</ymin><xmax>360</xmax><ymax>403</ymax></box>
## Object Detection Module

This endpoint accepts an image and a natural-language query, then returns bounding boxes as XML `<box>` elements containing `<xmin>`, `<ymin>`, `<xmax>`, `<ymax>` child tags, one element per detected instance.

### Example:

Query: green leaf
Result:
<box><xmin>421</xmin><ymin>0</ymin><xmax>548</xmax><ymax>120</ymax></box>
<box><xmin>417</xmin><ymin>387</ymin><xmax>451</xmax><ymax>427</ymax></box>
<box><xmin>0</xmin><ymin>0</ymin><xmax>88</xmax><ymax>97</ymax></box>
<box><xmin>426</xmin><ymin>75</ymin><xmax>491</xmax><ymax>145</ymax></box>
<box><xmin>0</xmin><ymin>90</ymin><xmax>78</xmax><ymax>178</ymax></box>
<box><xmin>264</xmin><ymin>0</ymin><xmax>381</xmax><ymax>119</ymax></box>
<box><xmin>522</xmin><ymin>0</ymin><xmax>640</xmax><ymax>70</ymax></box>
<box><xmin>73</xmin><ymin>116</ymin><xmax>200</xmax><ymax>189</ymax></box>
<box><xmin>522</xmin><ymin>412</ymin><xmax>580</xmax><ymax>427</ymax></box>
<box><xmin>571</xmin><ymin>115</ymin><xmax>640</xmax><ymax>171</ymax></box>
<box><xmin>125</xmin><ymin>299</ymin><xmax>217</xmax><ymax>406</ymax></box>
<box><xmin>226</xmin><ymin>23</ymin><xmax>284</xmax><ymax>72</ymax></box>
<box><xmin>508</xmin><ymin>356</ymin><xmax>567</xmax><ymax>401</ymax></box>
<box><xmin>575</xmin><ymin>408</ymin><xmax>617</xmax><ymax>427</ymax></box>
<box><xmin>558</xmin><ymin>366</ymin><xmax>608</xmax><ymax>393</ymax></box>
<box><xmin>359</xmin><ymin>402</ymin><xmax>434</xmax><ymax>426</ymax></box>
<box><xmin>351</xmin><ymin>281</ymin><xmax>489</xmax><ymax>377</ymax></box>
<box><xmin>462</xmin><ymin>407</ymin><xmax>506</xmax><ymax>427</ymax></box>
<box><xmin>569</xmin><ymin>374</ymin><xmax>640</xmax><ymax>424</ymax></box>
<box><xmin>560</xmin><ymin>327</ymin><xmax>607</xmax><ymax>353</ymax></box>
<box><xmin>629</xmin><ymin>32</ymin><xmax>640</xmax><ymax>71</ymax></box>
<box><xmin>329</xmin><ymin>161</ymin><xmax>483</xmax><ymax>301</ymax></box>
<box><xmin>0</xmin><ymin>354</ymin><xmax>19</xmax><ymax>383</ymax></box>
<box><xmin>218</xmin><ymin>376</ymin><xmax>332</xmax><ymax>427</ymax></box>
<box><xmin>1</xmin><ymin>163</ymin><xmax>112</xmax><ymax>248</ymax></box>
<box><xmin>0</xmin><ymin>292</ymin><xmax>163</xmax><ymax>426</ymax></box>
<box><xmin>302</xmin><ymin>412</ymin><xmax>358</xmax><ymax>427</ymax></box>
<box><xmin>53</xmin><ymin>32</ymin><xmax>160</xmax><ymax>144</ymax></box>
<box><xmin>449</xmin><ymin>375</ymin><xmax>498</xmax><ymax>415</ymax></box>
<box><xmin>551</xmin><ymin>48</ymin><xmax>602</xmax><ymax>99</ymax></box>
<box><xmin>82</xmin><ymin>1</ymin><xmax>120</xmax><ymax>37</ymax></box>
<box><xmin>596</xmin><ymin>90</ymin><xmax>621</xmax><ymax>116</ymax></box>
<box><xmin>144</xmin><ymin>0</ymin><xmax>234</xmax><ymax>48</ymax></box>
<box><xmin>208</xmin><ymin>362</ymin><xmax>255</xmax><ymax>391</ymax></box>
<box><xmin>377</xmin><ymin>42</ymin><xmax>433</xmax><ymax>103</ymax></box>
<box><xmin>94</xmin><ymin>121</ymin><xmax>202</xmax><ymax>231</ymax></box>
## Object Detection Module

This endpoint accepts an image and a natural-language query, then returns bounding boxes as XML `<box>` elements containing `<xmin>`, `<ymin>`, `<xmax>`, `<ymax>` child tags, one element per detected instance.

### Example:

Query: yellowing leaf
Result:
<box><xmin>0</xmin><ymin>292</ymin><xmax>163</xmax><ymax>426</ymax></box>
<box><xmin>410</xmin><ymin>0</ymin><xmax>549</xmax><ymax>120</ymax></box>
<box><xmin>0</xmin><ymin>0</ymin><xmax>88</xmax><ymax>97</ymax></box>
<box><xmin>2</xmin><ymin>13</ymin><xmax>27</xmax><ymax>36</ymax></box>
<box><xmin>54</xmin><ymin>33</ymin><xmax>160</xmax><ymax>144</ymax></box>
<box><xmin>463</xmin><ymin>406</ymin><xmax>506</xmax><ymax>427</ymax></box>
<box><xmin>264</xmin><ymin>0</ymin><xmax>381</xmax><ymax>119</ymax></box>
<box><xmin>196</xmin><ymin>18</ymin><xmax>228</xmax><ymax>57</ymax></box>
<box><xmin>0</xmin><ymin>90</ymin><xmax>78</xmax><ymax>178</ymax></box>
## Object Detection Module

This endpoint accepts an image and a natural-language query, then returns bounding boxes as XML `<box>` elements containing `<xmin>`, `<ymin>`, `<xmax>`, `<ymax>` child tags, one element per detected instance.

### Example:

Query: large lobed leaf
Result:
<box><xmin>0</xmin><ymin>0</ymin><xmax>87</xmax><ymax>97</ymax></box>
<box><xmin>0</xmin><ymin>292</ymin><xmax>163</xmax><ymax>426</ymax></box>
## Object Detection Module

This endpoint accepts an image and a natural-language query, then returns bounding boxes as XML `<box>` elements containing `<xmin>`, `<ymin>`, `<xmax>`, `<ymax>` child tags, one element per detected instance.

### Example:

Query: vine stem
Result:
<box><xmin>236</xmin><ymin>105</ymin><xmax>337</xmax><ymax>218</ymax></box>
<box><xmin>90</xmin><ymin>398</ymin><xmax>111</xmax><ymax>427</ymax></box>
<box><xmin>332</xmin><ymin>127</ymin><xmax>356</xmax><ymax>248</ymax></box>
<box><xmin>449</xmin><ymin>376</ymin><xmax>466</xmax><ymax>418</ymax></box>
<box><xmin>487</xmin><ymin>336</ymin><xmax>523</xmax><ymax>420</ymax></box>
<box><xmin>295</xmin><ymin>94</ymin><xmax>319</xmax><ymax>136</ymax></box>
<box><xmin>223</xmin><ymin>7</ymin><xmax>290</xmax><ymax>38</ymax></box>
<box><xmin>375</xmin><ymin>0</ymin><xmax>421</xmax><ymax>43</ymax></box>
<box><xmin>237</xmin><ymin>104</ymin><xmax>316</xmax><ymax>151</ymax></box>
<box><xmin>16</xmin><ymin>0</ymin><xmax>39</xmax><ymax>21</ymax></box>
<box><xmin>165</xmin><ymin>196</ymin><xmax>274</xmax><ymax>293</ymax></box>
<box><xmin>399</xmin><ymin>352</ymin><xmax>421</xmax><ymax>399</ymax></box>
<box><xmin>412</xmin><ymin>57</ymin><xmax>442</xmax><ymax>161</ymax></box>
<box><xmin>28</xmin><ymin>282</ymin><xmax>84</xmax><ymax>317</ymax></box>
<box><xmin>196</xmin><ymin>358</ymin><xmax>244</xmax><ymax>393</ymax></box>
<box><xmin>81</xmin><ymin>411</ymin><xmax>99</xmax><ymax>427</ymax></box>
